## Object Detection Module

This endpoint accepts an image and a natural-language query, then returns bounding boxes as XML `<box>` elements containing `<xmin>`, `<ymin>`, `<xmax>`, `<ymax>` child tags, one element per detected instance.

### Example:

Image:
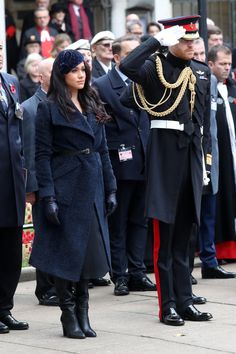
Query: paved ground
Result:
<box><xmin>1</xmin><ymin>263</ymin><xmax>236</xmax><ymax>354</ymax></box>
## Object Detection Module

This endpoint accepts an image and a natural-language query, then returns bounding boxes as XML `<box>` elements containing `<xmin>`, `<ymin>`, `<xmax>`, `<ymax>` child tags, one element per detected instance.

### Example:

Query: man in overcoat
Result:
<box><xmin>0</xmin><ymin>41</ymin><xmax>29</xmax><ymax>333</ymax></box>
<box><xmin>208</xmin><ymin>45</ymin><xmax>236</xmax><ymax>260</ymax></box>
<box><xmin>22</xmin><ymin>58</ymin><xmax>59</xmax><ymax>306</ymax></box>
<box><xmin>120</xmin><ymin>16</ymin><xmax>213</xmax><ymax>325</ymax></box>
<box><xmin>93</xmin><ymin>35</ymin><xmax>156</xmax><ymax>295</ymax></box>
<box><xmin>189</xmin><ymin>40</ymin><xmax>236</xmax><ymax>280</ymax></box>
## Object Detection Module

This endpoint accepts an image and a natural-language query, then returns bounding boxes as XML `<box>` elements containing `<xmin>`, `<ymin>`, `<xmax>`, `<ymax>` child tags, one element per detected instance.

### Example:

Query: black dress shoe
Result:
<box><xmin>202</xmin><ymin>265</ymin><xmax>236</xmax><ymax>279</ymax></box>
<box><xmin>181</xmin><ymin>305</ymin><xmax>213</xmax><ymax>321</ymax></box>
<box><xmin>39</xmin><ymin>294</ymin><xmax>59</xmax><ymax>306</ymax></box>
<box><xmin>161</xmin><ymin>308</ymin><xmax>185</xmax><ymax>326</ymax></box>
<box><xmin>90</xmin><ymin>278</ymin><xmax>111</xmax><ymax>286</ymax></box>
<box><xmin>191</xmin><ymin>274</ymin><xmax>198</xmax><ymax>285</ymax></box>
<box><xmin>0</xmin><ymin>315</ymin><xmax>29</xmax><ymax>330</ymax></box>
<box><xmin>192</xmin><ymin>293</ymin><xmax>207</xmax><ymax>305</ymax></box>
<box><xmin>129</xmin><ymin>276</ymin><xmax>156</xmax><ymax>291</ymax></box>
<box><xmin>114</xmin><ymin>277</ymin><xmax>129</xmax><ymax>296</ymax></box>
<box><xmin>0</xmin><ymin>321</ymin><xmax>9</xmax><ymax>334</ymax></box>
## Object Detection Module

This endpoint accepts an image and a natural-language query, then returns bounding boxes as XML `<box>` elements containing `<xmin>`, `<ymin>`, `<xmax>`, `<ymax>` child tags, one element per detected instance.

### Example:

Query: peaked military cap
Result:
<box><xmin>24</xmin><ymin>35</ymin><xmax>41</xmax><ymax>47</ymax></box>
<box><xmin>158</xmin><ymin>15</ymin><xmax>201</xmax><ymax>40</ymax></box>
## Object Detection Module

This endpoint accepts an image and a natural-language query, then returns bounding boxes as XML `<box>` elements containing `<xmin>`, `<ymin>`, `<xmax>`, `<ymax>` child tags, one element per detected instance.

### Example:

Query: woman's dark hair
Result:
<box><xmin>47</xmin><ymin>57</ymin><xmax>110</xmax><ymax>122</ymax></box>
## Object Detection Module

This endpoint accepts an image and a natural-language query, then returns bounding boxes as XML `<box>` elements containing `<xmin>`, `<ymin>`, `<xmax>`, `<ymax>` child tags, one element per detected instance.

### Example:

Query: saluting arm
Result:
<box><xmin>120</xmin><ymin>25</ymin><xmax>186</xmax><ymax>84</ymax></box>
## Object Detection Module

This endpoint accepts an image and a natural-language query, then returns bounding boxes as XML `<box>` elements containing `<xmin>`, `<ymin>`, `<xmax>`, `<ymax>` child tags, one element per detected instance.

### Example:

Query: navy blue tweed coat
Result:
<box><xmin>29</xmin><ymin>100</ymin><xmax>116</xmax><ymax>281</ymax></box>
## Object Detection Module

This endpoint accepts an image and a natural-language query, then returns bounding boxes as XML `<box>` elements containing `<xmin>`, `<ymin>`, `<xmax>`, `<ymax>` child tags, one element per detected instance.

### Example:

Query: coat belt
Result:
<box><xmin>54</xmin><ymin>148</ymin><xmax>92</xmax><ymax>156</ymax></box>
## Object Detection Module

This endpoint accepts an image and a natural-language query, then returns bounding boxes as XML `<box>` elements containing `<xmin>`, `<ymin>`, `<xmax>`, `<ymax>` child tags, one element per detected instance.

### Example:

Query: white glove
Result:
<box><xmin>154</xmin><ymin>25</ymin><xmax>186</xmax><ymax>47</ymax></box>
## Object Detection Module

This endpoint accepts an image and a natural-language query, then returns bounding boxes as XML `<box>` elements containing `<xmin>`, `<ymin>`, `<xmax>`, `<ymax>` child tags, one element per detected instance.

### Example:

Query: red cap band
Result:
<box><xmin>164</xmin><ymin>23</ymin><xmax>198</xmax><ymax>32</ymax></box>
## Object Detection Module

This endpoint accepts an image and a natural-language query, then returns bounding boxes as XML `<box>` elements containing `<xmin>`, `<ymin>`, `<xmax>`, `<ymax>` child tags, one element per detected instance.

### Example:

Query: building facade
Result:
<box><xmin>2</xmin><ymin>0</ymin><xmax>236</xmax><ymax>47</ymax></box>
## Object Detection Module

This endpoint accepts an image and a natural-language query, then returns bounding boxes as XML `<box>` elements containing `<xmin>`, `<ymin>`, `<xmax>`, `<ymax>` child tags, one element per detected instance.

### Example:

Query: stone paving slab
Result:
<box><xmin>0</xmin><ymin>265</ymin><xmax>236</xmax><ymax>354</ymax></box>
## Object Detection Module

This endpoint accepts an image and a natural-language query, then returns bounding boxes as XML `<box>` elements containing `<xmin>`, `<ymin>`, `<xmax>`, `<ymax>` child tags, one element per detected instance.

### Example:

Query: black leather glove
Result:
<box><xmin>43</xmin><ymin>196</ymin><xmax>60</xmax><ymax>226</ymax></box>
<box><xmin>106</xmin><ymin>192</ymin><xmax>117</xmax><ymax>216</ymax></box>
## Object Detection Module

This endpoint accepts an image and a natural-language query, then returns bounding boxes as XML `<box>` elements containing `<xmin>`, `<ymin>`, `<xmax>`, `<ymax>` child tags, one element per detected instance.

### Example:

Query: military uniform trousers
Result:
<box><xmin>153</xmin><ymin>145</ymin><xmax>195</xmax><ymax>319</ymax></box>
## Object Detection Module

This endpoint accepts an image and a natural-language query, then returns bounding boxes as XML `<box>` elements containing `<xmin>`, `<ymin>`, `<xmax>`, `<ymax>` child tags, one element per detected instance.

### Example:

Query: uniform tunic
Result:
<box><xmin>120</xmin><ymin>37</ymin><xmax>211</xmax><ymax>225</ymax></box>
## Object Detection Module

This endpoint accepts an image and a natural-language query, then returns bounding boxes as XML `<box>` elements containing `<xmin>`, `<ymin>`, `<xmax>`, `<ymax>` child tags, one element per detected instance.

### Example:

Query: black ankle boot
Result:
<box><xmin>54</xmin><ymin>277</ymin><xmax>85</xmax><ymax>339</ymax></box>
<box><xmin>76</xmin><ymin>280</ymin><xmax>97</xmax><ymax>337</ymax></box>
<box><xmin>61</xmin><ymin>306</ymin><xmax>85</xmax><ymax>339</ymax></box>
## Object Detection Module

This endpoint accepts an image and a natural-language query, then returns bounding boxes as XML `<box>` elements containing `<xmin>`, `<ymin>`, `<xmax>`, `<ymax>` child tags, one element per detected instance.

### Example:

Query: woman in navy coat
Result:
<box><xmin>30</xmin><ymin>50</ymin><xmax>117</xmax><ymax>339</ymax></box>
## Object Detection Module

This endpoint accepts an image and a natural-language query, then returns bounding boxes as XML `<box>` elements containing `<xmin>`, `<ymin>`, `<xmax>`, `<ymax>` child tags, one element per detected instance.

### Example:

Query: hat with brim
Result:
<box><xmin>24</xmin><ymin>35</ymin><xmax>41</xmax><ymax>47</ymax></box>
<box><xmin>66</xmin><ymin>39</ymin><xmax>91</xmax><ymax>51</ymax></box>
<box><xmin>158</xmin><ymin>15</ymin><xmax>201</xmax><ymax>40</ymax></box>
<box><xmin>91</xmin><ymin>31</ymin><xmax>115</xmax><ymax>46</ymax></box>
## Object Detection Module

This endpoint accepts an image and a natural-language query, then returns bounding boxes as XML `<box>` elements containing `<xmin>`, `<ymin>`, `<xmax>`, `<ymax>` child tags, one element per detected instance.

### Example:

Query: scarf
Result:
<box><xmin>68</xmin><ymin>3</ymin><xmax>92</xmax><ymax>40</ymax></box>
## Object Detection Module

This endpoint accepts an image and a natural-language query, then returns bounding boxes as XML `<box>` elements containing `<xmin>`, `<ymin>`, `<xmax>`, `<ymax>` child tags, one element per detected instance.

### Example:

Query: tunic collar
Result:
<box><xmin>166</xmin><ymin>52</ymin><xmax>191</xmax><ymax>69</ymax></box>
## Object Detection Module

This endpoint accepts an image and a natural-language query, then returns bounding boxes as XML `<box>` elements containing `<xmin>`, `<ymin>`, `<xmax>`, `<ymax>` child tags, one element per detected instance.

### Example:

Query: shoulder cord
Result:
<box><xmin>132</xmin><ymin>56</ymin><xmax>196</xmax><ymax>117</ymax></box>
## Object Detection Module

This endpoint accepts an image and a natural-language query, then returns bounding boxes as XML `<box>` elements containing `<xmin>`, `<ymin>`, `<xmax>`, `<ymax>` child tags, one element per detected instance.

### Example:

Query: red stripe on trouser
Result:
<box><xmin>153</xmin><ymin>219</ymin><xmax>162</xmax><ymax>320</ymax></box>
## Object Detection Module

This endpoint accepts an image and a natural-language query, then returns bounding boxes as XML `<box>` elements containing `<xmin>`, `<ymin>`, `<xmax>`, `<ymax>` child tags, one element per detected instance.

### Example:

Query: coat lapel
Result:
<box><xmin>50</xmin><ymin>102</ymin><xmax>95</xmax><ymax>139</ymax></box>
<box><xmin>1</xmin><ymin>74</ymin><xmax>18</xmax><ymax>105</ymax></box>
<box><xmin>109</xmin><ymin>68</ymin><xmax>139</xmax><ymax>125</ymax></box>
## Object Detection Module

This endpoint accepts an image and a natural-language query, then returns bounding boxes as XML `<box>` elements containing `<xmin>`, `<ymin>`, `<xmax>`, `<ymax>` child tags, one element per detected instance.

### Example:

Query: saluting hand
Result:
<box><xmin>154</xmin><ymin>25</ymin><xmax>186</xmax><ymax>47</ymax></box>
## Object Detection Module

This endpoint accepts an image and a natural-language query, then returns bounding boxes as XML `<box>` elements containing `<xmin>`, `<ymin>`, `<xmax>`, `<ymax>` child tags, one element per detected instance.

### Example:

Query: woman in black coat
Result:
<box><xmin>30</xmin><ymin>50</ymin><xmax>117</xmax><ymax>339</ymax></box>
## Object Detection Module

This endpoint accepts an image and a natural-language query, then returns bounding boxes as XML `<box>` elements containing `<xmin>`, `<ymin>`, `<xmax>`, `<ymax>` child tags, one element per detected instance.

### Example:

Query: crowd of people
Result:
<box><xmin>1</xmin><ymin>0</ymin><xmax>236</xmax><ymax>339</ymax></box>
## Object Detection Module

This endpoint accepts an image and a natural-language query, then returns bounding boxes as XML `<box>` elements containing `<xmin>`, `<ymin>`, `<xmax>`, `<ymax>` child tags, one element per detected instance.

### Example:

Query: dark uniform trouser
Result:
<box><xmin>109</xmin><ymin>180</ymin><xmax>147</xmax><ymax>281</ymax></box>
<box><xmin>153</xmin><ymin>149</ymin><xmax>195</xmax><ymax>320</ymax></box>
<box><xmin>0</xmin><ymin>227</ymin><xmax>23</xmax><ymax>317</ymax></box>
<box><xmin>32</xmin><ymin>204</ymin><xmax>57</xmax><ymax>300</ymax></box>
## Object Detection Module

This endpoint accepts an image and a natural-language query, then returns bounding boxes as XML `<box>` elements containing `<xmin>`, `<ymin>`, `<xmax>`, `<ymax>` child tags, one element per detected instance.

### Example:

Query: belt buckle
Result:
<box><xmin>83</xmin><ymin>148</ymin><xmax>90</xmax><ymax>154</ymax></box>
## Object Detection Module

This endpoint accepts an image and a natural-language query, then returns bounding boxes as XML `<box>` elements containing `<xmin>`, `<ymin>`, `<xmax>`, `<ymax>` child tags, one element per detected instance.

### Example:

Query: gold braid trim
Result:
<box><xmin>132</xmin><ymin>56</ymin><xmax>196</xmax><ymax>117</ymax></box>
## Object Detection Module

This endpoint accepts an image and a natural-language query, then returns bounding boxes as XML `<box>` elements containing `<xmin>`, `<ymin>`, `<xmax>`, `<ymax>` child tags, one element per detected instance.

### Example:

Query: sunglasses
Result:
<box><xmin>98</xmin><ymin>42</ymin><xmax>113</xmax><ymax>48</ymax></box>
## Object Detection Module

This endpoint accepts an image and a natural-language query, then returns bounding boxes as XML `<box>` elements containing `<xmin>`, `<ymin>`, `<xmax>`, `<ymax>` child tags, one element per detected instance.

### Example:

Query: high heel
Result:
<box><xmin>54</xmin><ymin>276</ymin><xmax>86</xmax><ymax>339</ymax></box>
<box><xmin>77</xmin><ymin>307</ymin><xmax>96</xmax><ymax>337</ymax></box>
<box><xmin>61</xmin><ymin>308</ymin><xmax>86</xmax><ymax>339</ymax></box>
<box><xmin>76</xmin><ymin>279</ymin><xmax>97</xmax><ymax>337</ymax></box>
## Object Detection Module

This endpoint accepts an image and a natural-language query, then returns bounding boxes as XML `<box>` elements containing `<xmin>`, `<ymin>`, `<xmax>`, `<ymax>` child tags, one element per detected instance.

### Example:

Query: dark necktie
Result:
<box><xmin>0</xmin><ymin>83</ymin><xmax>8</xmax><ymax>113</ymax></box>
<box><xmin>125</xmin><ymin>78</ymin><xmax>131</xmax><ymax>85</ymax></box>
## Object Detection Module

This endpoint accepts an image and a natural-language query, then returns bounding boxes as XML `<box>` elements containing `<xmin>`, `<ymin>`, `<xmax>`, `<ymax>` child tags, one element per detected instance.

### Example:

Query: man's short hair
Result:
<box><xmin>207</xmin><ymin>25</ymin><xmax>223</xmax><ymax>38</ymax></box>
<box><xmin>112</xmin><ymin>35</ymin><xmax>140</xmax><ymax>55</ymax></box>
<box><xmin>208</xmin><ymin>44</ymin><xmax>231</xmax><ymax>62</ymax></box>
<box><xmin>126</xmin><ymin>20</ymin><xmax>142</xmax><ymax>33</ymax></box>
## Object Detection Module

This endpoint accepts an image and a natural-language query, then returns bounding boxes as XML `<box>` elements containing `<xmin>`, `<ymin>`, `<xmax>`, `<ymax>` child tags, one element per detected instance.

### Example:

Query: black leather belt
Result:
<box><xmin>54</xmin><ymin>148</ymin><xmax>92</xmax><ymax>156</ymax></box>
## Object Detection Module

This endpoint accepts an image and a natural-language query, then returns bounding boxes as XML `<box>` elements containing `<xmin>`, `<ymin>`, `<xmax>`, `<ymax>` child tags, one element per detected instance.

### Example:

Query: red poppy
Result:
<box><xmin>9</xmin><ymin>84</ymin><xmax>16</xmax><ymax>94</ymax></box>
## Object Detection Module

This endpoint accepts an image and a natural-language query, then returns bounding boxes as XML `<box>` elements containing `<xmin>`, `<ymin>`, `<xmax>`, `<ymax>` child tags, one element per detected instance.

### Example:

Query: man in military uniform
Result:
<box><xmin>120</xmin><ymin>16</ymin><xmax>213</xmax><ymax>326</ymax></box>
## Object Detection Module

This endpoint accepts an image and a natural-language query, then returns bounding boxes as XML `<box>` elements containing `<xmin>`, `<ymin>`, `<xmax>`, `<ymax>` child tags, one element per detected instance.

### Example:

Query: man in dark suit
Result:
<box><xmin>189</xmin><ymin>40</ymin><xmax>236</xmax><ymax>283</ymax></box>
<box><xmin>91</xmin><ymin>31</ymin><xmax>115</xmax><ymax>80</ymax></box>
<box><xmin>0</xmin><ymin>41</ymin><xmax>29</xmax><ymax>334</ymax></box>
<box><xmin>208</xmin><ymin>45</ymin><xmax>236</xmax><ymax>262</ymax></box>
<box><xmin>65</xmin><ymin>0</ymin><xmax>93</xmax><ymax>41</ymax></box>
<box><xmin>22</xmin><ymin>58</ymin><xmax>59</xmax><ymax>306</ymax></box>
<box><xmin>94</xmin><ymin>35</ymin><xmax>156</xmax><ymax>295</ymax></box>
